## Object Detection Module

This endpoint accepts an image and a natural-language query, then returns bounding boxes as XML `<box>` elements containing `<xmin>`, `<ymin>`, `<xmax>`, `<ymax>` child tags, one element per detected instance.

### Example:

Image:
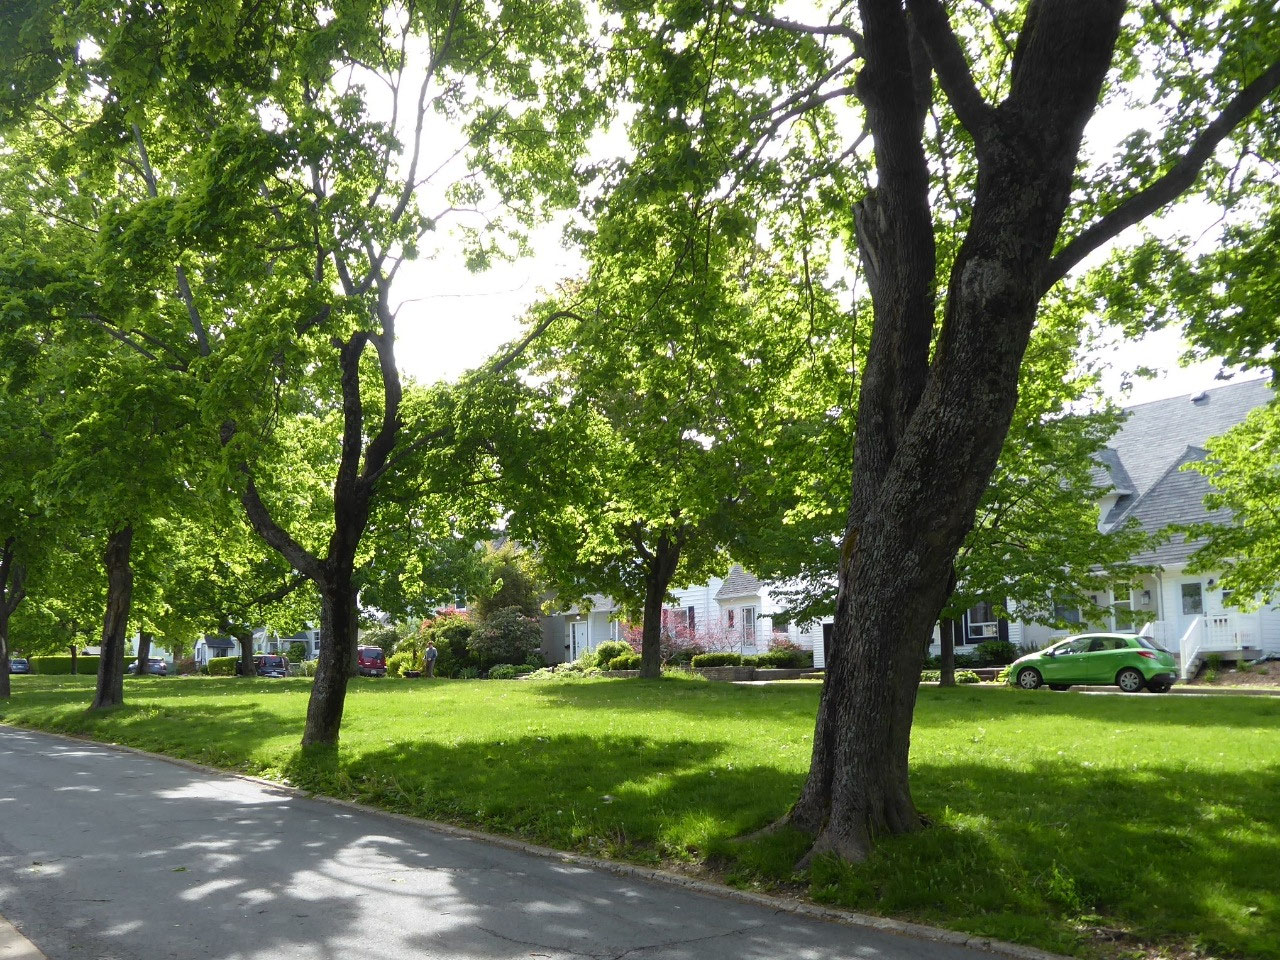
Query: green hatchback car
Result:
<box><xmin>1010</xmin><ymin>633</ymin><xmax>1178</xmax><ymax>693</ymax></box>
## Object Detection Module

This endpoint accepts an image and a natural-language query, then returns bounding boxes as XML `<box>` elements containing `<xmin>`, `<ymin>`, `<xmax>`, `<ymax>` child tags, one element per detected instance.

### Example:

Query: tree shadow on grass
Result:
<box><xmin>730</xmin><ymin>759</ymin><xmax>1280</xmax><ymax>960</ymax></box>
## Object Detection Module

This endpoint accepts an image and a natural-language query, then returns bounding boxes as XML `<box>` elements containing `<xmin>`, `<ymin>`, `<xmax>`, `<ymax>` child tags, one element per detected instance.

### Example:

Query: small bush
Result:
<box><xmin>487</xmin><ymin>663</ymin><xmax>521</xmax><ymax>680</ymax></box>
<box><xmin>287</xmin><ymin>642</ymin><xmax>309</xmax><ymax>664</ymax></box>
<box><xmin>456</xmin><ymin>667</ymin><xmax>481</xmax><ymax>679</ymax></box>
<box><xmin>175</xmin><ymin>657</ymin><xmax>198</xmax><ymax>675</ymax></box>
<box><xmin>974</xmin><ymin>639</ymin><xmax>1018</xmax><ymax>666</ymax></box>
<box><xmin>953</xmin><ymin>652</ymin><xmax>979</xmax><ymax>668</ymax></box>
<box><xmin>922</xmin><ymin>669</ymin><xmax>983</xmax><ymax>684</ymax></box>
<box><xmin>299</xmin><ymin>659</ymin><xmax>318</xmax><ymax>677</ymax></box>
<box><xmin>591</xmin><ymin>640</ymin><xmax>632</xmax><ymax>669</ymax></box>
<box><xmin>607</xmin><ymin>653</ymin><xmax>642</xmax><ymax>670</ymax></box>
<box><xmin>1204</xmin><ymin>668</ymin><xmax>1219</xmax><ymax>683</ymax></box>
<box><xmin>423</xmin><ymin>612</ymin><xmax>475</xmax><ymax>678</ymax></box>
<box><xmin>691</xmin><ymin>653</ymin><xmax>743</xmax><ymax>668</ymax></box>
<box><xmin>386</xmin><ymin>650</ymin><xmax>416</xmax><ymax>677</ymax></box>
<box><xmin>208</xmin><ymin>656</ymin><xmax>238</xmax><ymax>676</ymax></box>
<box><xmin>753</xmin><ymin>648</ymin><xmax>813</xmax><ymax>669</ymax></box>
<box><xmin>1205</xmin><ymin>652</ymin><xmax>1224</xmax><ymax>672</ymax></box>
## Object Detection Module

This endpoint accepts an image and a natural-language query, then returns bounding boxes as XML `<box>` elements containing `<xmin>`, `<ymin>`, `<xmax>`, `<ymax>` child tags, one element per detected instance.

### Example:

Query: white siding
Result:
<box><xmin>1258</xmin><ymin>605</ymin><xmax>1280</xmax><ymax>656</ymax></box>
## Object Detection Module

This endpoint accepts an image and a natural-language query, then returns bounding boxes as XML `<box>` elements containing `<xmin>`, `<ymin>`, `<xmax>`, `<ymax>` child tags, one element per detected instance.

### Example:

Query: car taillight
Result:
<box><xmin>1137</xmin><ymin>650</ymin><xmax>1158</xmax><ymax>659</ymax></box>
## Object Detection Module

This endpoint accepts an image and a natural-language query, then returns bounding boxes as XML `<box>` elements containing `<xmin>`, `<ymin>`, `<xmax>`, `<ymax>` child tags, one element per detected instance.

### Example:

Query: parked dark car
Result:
<box><xmin>8</xmin><ymin>658</ymin><xmax>30</xmax><ymax>674</ymax></box>
<box><xmin>127</xmin><ymin>658</ymin><xmax>169</xmax><ymax>676</ymax></box>
<box><xmin>357</xmin><ymin>646</ymin><xmax>387</xmax><ymax>677</ymax></box>
<box><xmin>253</xmin><ymin>654</ymin><xmax>290</xmax><ymax>678</ymax></box>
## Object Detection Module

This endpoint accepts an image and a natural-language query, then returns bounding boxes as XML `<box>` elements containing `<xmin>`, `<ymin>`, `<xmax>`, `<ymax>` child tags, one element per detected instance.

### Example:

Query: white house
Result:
<box><xmin>808</xmin><ymin>379</ymin><xmax>1280</xmax><ymax>675</ymax></box>
<box><xmin>541</xmin><ymin>564</ymin><xmax>817</xmax><ymax>664</ymax></box>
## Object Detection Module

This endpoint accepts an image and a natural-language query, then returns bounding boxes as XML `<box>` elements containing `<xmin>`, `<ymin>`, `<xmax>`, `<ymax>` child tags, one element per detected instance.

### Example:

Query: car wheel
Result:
<box><xmin>1016</xmin><ymin>667</ymin><xmax>1043</xmax><ymax>690</ymax></box>
<box><xmin>1116</xmin><ymin>668</ymin><xmax>1145</xmax><ymax>693</ymax></box>
<box><xmin>1049</xmin><ymin>684</ymin><xmax>1070</xmax><ymax>691</ymax></box>
<box><xmin>1148</xmin><ymin>681</ymin><xmax>1171</xmax><ymax>693</ymax></box>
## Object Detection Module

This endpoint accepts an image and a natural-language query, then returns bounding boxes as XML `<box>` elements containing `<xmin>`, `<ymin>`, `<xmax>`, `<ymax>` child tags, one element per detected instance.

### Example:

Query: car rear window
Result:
<box><xmin>1137</xmin><ymin>637</ymin><xmax>1170</xmax><ymax>653</ymax></box>
<box><xmin>261</xmin><ymin>656</ymin><xmax>286</xmax><ymax>666</ymax></box>
<box><xmin>359</xmin><ymin>647</ymin><xmax>383</xmax><ymax>657</ymax></box>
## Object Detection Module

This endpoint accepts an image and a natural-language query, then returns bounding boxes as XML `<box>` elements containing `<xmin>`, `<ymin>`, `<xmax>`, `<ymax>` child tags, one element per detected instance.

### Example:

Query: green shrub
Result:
<box><xmin>975</xmin><ymin>639</ymin><xmax>1018</xmax><ymax>666</ymax></box>
<box><xmin>28</xmin><ymin>655</ymin><xmax>113</xmax><ymax>675</ymax></box>
<box><xmin>953</xmin><ymin>652</ymin><xmax>979</xmax><ymax>668</ymax></box>
<box><xmin>753</xmin><ymin>649</ymin><xmax>813</xmax><ymax>669</ymax></box>
<box><xmin>607</xmin><ymin>653</ymin><xmax>642</xmax><ymax>670</ymax></box>
<box><xmin>1205</xmin><ymin>652</ymin><xmax>1224</xmax><ymax>672</ymax></box>
<box><xmin>456</xmin><ymin>667</ymin><xmax>481</xmax><ymax>679</ymax></box>
<box><xmin>424</xmin><ymin>612</ymin><xmax>475</xmax><ymax>678</ymax></box>
<box><xmin>691</xmin><ymin>653</ymin><xmax>744</xmax><ymax>668</ymax></box>
<box><xmin>922</xmin><ymin>669</ymin><xmax>983</xmax><ymax>684</ymax></box>
<box><xmin>208</xmin><ymin>656</ymin><xmax>238</xmax><ymax>676</ymax></box>
<box><xmin>287</xmin><ymin>642</ymin><xmax>308</xmax><ymax>664</ymax></box>
<box><xmin>386</xmin><ymin>650</ymin><xmax>417</xmax><ymax>677</ymax></box>
<box><xmin>467</xmin><ymin>606</ymin><xmax>543</xmax><ymax>672</ymax></box>
<box><xmin>299</xmin><ymin>659</ymin><xmax>318</xmax><ymax>677</ymax></box>
<box><xmin>591</xmin><ymin>640</ymin><xmax>633</xmax><ymax>669</ymax></box>
<box><xmin>487</xmin><ymin>663</ymin><xmax>521</xmax><ymax>680</ymax></box>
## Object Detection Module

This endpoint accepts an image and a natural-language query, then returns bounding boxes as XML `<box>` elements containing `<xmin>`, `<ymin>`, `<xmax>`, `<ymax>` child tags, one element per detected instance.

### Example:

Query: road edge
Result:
<box><xmin>1</xmin><ymin>722</ymin><xmax>1073</xmax><ymax>960</ymax></box>
<box><xmin>0</xmin><ymin>910</ymin><xmax>48</xmax><ymax>960</ymax></box>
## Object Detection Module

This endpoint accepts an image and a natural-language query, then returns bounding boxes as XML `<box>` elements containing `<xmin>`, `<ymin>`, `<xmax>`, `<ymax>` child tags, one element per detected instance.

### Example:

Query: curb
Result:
<box><xmin>0</xmin><ymin>911</ymin><xmax>48</xmax><ymax>960</ymax></box>
<box><xmin>1</xmin><ymin>722</ymin><xmax>1072</xmax><ymax>960</ymax></box>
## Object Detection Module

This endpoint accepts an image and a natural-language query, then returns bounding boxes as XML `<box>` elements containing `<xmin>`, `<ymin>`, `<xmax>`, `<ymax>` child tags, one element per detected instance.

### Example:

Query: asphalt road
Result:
<box><xmin>0</xmin><ymin>726</ymin><xmax>1007</xmax><ymax>960</ymax></box>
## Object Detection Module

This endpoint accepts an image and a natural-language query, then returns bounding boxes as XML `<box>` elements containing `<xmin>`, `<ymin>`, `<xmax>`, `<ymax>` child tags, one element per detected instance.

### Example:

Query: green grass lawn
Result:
<box><xmin>3</xmin><ymin>674</ymin><xmax>1277</xmax><ymax>960</ymax></box>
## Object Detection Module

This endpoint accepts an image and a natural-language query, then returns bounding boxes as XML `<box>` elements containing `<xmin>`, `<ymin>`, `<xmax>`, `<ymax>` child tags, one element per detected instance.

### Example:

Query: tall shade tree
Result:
<box><xmin>2</xmin><ymin>0</ymin><xmax>603</xmax><ymax>742</ymax></box>
<box><xmin>598</xmin><ymin>0</ymin><xmax>1280</xmax><ymax>862</ymax></box>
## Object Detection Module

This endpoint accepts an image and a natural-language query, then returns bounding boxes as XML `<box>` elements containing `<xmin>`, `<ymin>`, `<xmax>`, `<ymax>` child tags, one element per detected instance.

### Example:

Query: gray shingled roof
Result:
<box><xmin>1090</xmin><ymin>447</ymin><xmax>1135</xmax><ymax>495</ymax></box>
<box><xmin>1124</xmin><ymin>446</ymin><xmax>1229</xmax><ymax>565</ymax></box>
<box><xmin>1107</xmin><ymin>379</ymin><xmax>1272</xmax><ymax>496</ymax></box>
<box><xmin>716</xmin><ymin>564</ymin><xmax>764</xmax><ymax>600</ymax></box>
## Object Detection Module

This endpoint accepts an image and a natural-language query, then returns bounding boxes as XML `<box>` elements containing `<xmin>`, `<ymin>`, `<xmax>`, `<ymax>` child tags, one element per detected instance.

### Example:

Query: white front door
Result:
<box><xmin>569</xmin><ymin>621</ymin><xmax>587</xmax><ymax>660</ymax></box>
<box><xmin>1176</xmin><ymin>579</ymin><xmax>1205</xmax><ymax>643</ymax></box>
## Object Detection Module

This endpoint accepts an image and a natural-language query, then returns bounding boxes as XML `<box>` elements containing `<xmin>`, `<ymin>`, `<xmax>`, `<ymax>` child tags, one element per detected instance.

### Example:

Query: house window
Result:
<box><xmin>967</xmin><ymin>601</ymin><xmax>998</xmax><ymax>641</ymax></box>
<box><xmin>671</xmin><ymin>606</ymin><xmax>696</xmax><ymax>634</ymax></box>
<box><xmin>1181</xmin><ymin>582</ymin><xmax>1203</xmax><ymax>616</ymax></box>
<box><xmin>741</xmin><ymin>606</ymin><xmax>757</xmax><ymax>645</ymax></box>
<box><xmin>727</xmin><ymin>609</ymin><xmax>735</xmax><ymax>629</ymax></box>
<box><xmin>1053</xmin><ymin>602</ymin><xmax>1082</xmax><ymax>625</ymax></box>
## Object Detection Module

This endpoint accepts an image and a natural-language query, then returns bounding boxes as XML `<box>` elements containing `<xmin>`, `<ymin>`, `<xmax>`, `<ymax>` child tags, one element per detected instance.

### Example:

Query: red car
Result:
<box><xmin>357</xmin><ymin>646</ymin><xmax>386</xmax><ymax>677</ymax></box>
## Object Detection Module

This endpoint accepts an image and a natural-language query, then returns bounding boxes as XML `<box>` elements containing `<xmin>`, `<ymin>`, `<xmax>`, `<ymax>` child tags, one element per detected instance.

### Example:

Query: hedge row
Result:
<box><xmin>688</xmin><ymin>650</ymin><xmax>816</xmax><ymax>669</ymax></box>
<box><xmin>26</xmin><ymin>655</ymin><xmax>126</xmax><ymax>675</ymax></box>
<box><xmin>207</xmin><ymin>656</ymin><xmax>239</xmax><ymax>676</ymax></box>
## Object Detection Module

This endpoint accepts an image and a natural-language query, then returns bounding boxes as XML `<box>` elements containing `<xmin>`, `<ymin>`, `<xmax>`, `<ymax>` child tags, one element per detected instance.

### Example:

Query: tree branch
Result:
<box><xmin>1044</xmin><ymin>56</ymin><xmax>1280</xmax><ymax>291</ymax></box>
<box><xmin>132</xmin><ymin>124</ymin><xmax>213</xmax><ymax>357</ymax></box>
<box><xmin>486</xmin><ymin>309</ymin><xmax>585</xmax><ymax>377</ymax></box>
<box><xmin>906</xmin><ymin>0</ymin><xmax>996</xmax><ymax>142</ymax></box>
<box><xmin>725</xmin><ymin>2</ymin><xmax>864</xmax><ymax>53</ymax></box>
<box><xmin>238</xmin><ymin>474</ymin><xmax>327</xmax><ymax>585</ymax></box>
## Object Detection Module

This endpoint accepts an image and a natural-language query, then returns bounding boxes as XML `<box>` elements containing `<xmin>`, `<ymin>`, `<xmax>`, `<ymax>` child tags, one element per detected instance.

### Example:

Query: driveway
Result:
<box><xmin>1</xmin><ymin>726</ymin><xmax>1011</xmax><ymax>960</ymax></box>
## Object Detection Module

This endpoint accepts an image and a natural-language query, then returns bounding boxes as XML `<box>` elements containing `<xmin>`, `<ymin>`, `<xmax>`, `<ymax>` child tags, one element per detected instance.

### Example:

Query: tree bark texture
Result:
<box><xmin>236</xmin><ymin>630</ymin><xmax>255</xmax><ymax>677</ymax></box>
<box><xmin>0</xmin><ymin>537</ymin><xmax>27</xmax><ymax>700</ymax></box>
<box><xmin>785</xmin><ymin>0</ymin><xmax>1127</xmax><ymax>863</ymax></box>
<box><xmin>136</xmin><ymin>631</ymin><xmax>153</xmax><ymax>676</ymax></box>
<box><xmin>92</xmin><ymin>526</ymin><xmax>134</xmax><ymax>710</ymax></box>
<box><xmin>638</xmin><ymin>537</ymin><xmax>681</xmax><ymax>679</ymax></box>
<box><xmin>303</xmin><ymin>581</ymin><xmax>359</xmax><ymax>746</ymax></box>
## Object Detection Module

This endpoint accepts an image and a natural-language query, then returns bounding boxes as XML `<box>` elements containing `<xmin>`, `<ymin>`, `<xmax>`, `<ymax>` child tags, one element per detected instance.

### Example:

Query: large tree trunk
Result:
<box><xmin>0</xmin><ymin>537</ymin><xmax>27</xmax><ymax>700</ymax></box>
<box><xmin>136</xmin><ymin>631</ymin><xmax>152</xmax><ymax>677</ymax></box>
<box><xmin>236</xmin><ymin>630</ymin><xmax>255</xmax><ymax>677</ymax></box>
<box><xmin>302</xmin><ymin>579</ymin><xmax>359</xmax><ymax>746</ymax></box>
<box><xmin>92</xmin><ymin>526</ymin><xmax>134</xmax><ymax>710</ymax></box>
<box><xmin>0</xmin><ymin>607</ymin><xmax>11</xmax><ymax>700</ymax></box>
<box><xmin>780</xmin><ymin>0</ymin><xmax>1126</xmax><ymax>864</ymax></box>
<box><xmin>638</xmin><ymin>537</ymin><xmax>680</xmax><ymax>679</ymax></box>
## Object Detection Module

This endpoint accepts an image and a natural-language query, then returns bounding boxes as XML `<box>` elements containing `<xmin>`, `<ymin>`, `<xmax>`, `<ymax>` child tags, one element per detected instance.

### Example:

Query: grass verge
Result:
<box><xmin>2</xmin><ymin>674</ymin><xmax>1276</xmax><ymax>959</ymax></box>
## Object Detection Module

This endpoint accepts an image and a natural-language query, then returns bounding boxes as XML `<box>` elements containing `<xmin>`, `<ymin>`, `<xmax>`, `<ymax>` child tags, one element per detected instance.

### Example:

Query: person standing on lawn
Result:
<box><xmin>424</xmin><ymin>642</ymin><xmax>437</xmax><ymax>678</ymax></box>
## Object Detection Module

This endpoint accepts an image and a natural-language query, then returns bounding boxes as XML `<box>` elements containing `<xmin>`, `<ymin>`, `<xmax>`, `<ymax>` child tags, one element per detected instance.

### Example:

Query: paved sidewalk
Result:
<box><xmin>1</xmin><ymin>726</ymin><xmax>1020</xmax><ymax>960</ymax></box>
